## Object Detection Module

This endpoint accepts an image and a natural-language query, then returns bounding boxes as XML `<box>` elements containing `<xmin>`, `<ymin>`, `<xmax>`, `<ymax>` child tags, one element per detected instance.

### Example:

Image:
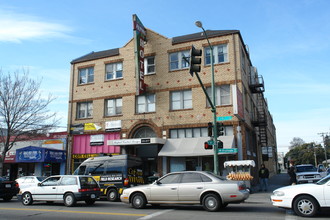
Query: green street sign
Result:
<box><xmin>207</xmin><ymin>140</ymin><xmax>214</xmax><ymax>145</ymax></box>
<box><xmin>218</xmin><ymin>148</ymin><xmax>238</xmax><ymax>153</ymax></box>
<box><xmin>217</xmin><ymin>116</ymin><xmax>233</xmax><ymax>121</ymax></box>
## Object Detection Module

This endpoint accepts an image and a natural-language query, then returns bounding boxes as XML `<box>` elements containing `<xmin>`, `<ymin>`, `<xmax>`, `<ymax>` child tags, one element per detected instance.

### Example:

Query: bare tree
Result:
<box><xmin>0</xmin><ymin>70</ymin><xmax>60</xmax><ymax>176</ymax></box>
<box><xmin>289</xmin><ymin>137</ymin><xmax>305</xmax><ymax>150</ymax></box>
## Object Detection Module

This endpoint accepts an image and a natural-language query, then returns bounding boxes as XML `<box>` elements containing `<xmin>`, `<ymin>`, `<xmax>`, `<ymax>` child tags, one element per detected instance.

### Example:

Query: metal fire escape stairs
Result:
<box><xmin>249</xmin><ymin>66</ymin><xmax>268</xmax><ymax>152</ymax></box>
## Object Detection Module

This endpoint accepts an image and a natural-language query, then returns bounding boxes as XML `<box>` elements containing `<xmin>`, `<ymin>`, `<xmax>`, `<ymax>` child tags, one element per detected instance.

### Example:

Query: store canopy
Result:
<box><xmin>224</xmin><ymin>160</ymin><xmax>256</xmax><ymax>167</ymax></box>
<box><xmin>158</xmin><ymin>136</ymin><xmax>235</xmax><ymax>157</ymax></box>
<box><xmin>16</xmin><ymin>146</ymin><xmax>66</xmax><ymax>163</ymax></box>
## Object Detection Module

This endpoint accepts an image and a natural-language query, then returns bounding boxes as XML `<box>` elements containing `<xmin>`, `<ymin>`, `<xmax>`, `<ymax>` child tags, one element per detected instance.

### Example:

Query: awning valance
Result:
<box><xmin>16</xmin><ymin>146</ymin><xmax>66</xmax><ymax>163</ymax></box>
<box><xmin>158</xmin><ymin>136</ymin><xmax>236</xmax><ymax>157</ymax></box>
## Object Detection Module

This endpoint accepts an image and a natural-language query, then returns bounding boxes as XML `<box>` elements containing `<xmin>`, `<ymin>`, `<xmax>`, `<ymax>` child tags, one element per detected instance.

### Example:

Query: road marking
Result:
<box><xmin>137</xmin><ymin>209</ymin><xmax>174</xmax><ymax>220</ymax></box>
<box><xmin>0</xmin><ymin>207</ymin><xmax>146</xmax><ymax>217</ymax></box>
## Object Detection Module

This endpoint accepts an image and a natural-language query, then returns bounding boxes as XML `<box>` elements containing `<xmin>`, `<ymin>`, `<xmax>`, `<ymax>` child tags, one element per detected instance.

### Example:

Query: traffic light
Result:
<box><xmin>204</xmin><ymin>142</ymin><xmax>213</xmax><ymax>150</ymax></box>
<box><xmin>216</xmin><ymin>122</ymin><xmax>224</xmax><ymax>136</ymax></box>
<box><xmin>189</xmin><ymin>45</ymin><xmax>202</xmax><ymax>76</ymax></box>
<box><xmin>217</xmin><ymin>140</ymin><xmax>223</xmax><ymax>149</ymax></box>
<box><xmin>207</xmin><ymin>122</ymin><xmax>213</xmax><ymax>137</ymax></box>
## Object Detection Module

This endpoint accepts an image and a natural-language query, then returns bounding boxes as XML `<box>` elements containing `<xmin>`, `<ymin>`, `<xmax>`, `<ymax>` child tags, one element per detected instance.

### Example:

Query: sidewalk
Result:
<box><xmin>247</xmin><ymin>173</ymin><xmax>290</xmax><ymax>203</ymax></box>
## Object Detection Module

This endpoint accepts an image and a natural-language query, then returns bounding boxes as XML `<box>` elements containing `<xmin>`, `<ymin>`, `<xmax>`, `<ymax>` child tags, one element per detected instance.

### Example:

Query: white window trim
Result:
<box><xmin>171</xmin><ymin>90</ymin><xmax>192</xmax><ymax>110</ymax></box>
<box><xmin>77</xmin><ymin>102</ymin><xmax>93</xmax><ymax>119</ymax></box>
<box><xmin>136</xmin><ymin>94</ymin><xmax>156</xmax><ymax>113</ymax></box>
<box><xmin>144</xmin><ymin>56</ymin><xmax>155</xmax><ymax>75</ymax></box>
<box><xmin>169</xmin><ymin>50</ymin><xmax>190</xmax><ymax>71</ymax></box>
<box><xmin>105</xmin><ymin>62</ymin><xmax>123</xmax><ymax>81</ymax></box>
<box><xmin>205</xmin><ymin>44</ymin><xmax>228</xmax><ymax>65</ymax></box>
<box><xmin>206</xmin><ymin>85</ymin><xmax>231</xmax><ymax>107</ymax></box>
<box><xmin>105</xmin><ymin>98</ymin><xmax>122</xmax><ymax>116</ymax></box>
<box><xmin>78</xmin><ymin>67</ymin><xmax>94</xmax><ymax>85</ymax></box>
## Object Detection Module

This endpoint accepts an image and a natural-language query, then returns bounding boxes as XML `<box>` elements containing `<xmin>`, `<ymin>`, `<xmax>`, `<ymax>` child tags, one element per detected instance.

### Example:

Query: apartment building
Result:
<box><xmin>68</xmin><ymin>23</ymin><xmax>277</xmax><ymax>179</ymax></box>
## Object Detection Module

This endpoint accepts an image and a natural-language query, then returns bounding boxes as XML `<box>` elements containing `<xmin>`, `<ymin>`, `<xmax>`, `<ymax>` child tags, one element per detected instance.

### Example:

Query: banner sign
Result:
<box><xmin>232</xmin><ymin>85</ymin><xmax>244</xmax><ymax>120</ymax></box>
<box><xmin>133</xmin><ymin>14</ymin><xmax>147</xmax><ymax>95</ymax></box>
<box><xmin>84</xmin><ymin>123</ymin><xmax>102</xmax><ymax>131</ymax></box>
<box><xmin>70</xmin><ymin>123</ymin><xmax>84</xmax><ymax>134</ymax></box>
<box><xmin>90</xmin><ymin>134</ymin><xmax>105</xmax><ymax>146</ymax></box>
<box><xmin>16</xmin><ymin>146</ymin><xmax>66</xmax><ymax>163</ymax></box>
<box><xmin>105</xmin><ymin>120</ymin><xmax>122</xmax><ymax>132</ymax></box>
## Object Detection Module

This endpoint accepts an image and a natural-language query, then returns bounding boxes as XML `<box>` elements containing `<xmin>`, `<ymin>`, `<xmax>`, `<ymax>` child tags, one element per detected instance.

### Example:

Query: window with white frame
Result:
<box><xmin>205</xmin><ymin>44</ymin><xmax>228</xmax><ymax>65</ymax></box>
<box><xmin>105</xmin><ymin>62</ymin><xmax>123</xmax><ymax>80</ymax></box>
<box><xmin>78</xmin><ymin>67</ymin><xmax>94</xmax><ymax>85</ymax></box>
<box><xmin>105</xmin><ymin>98</ymin><xmax>122</xmax><ymax>116</ymax></box>
<box><xmin>77</xmin><ymin>101</ymin><xmax>93</xmax><ymax>119</ymax></box>
<box><xmin>170</xmin><ymin>90</ymin><xmax>192</xmax><ymax>110</ymax></box>
<box><xmin>170</xmin><ymin>127</ymin><xmax>208</xmax><ymax>138</ymax></box>
<box><xmin>206</xmin><ymin>85</ymin><xmax>231</xmax><ymax>107</ymax></box>
<box><xmin>144</xmin><ymin>56</ymin><xmax>155</xmax><ymax>75</ymax></box>
<box><xmin>169</xmin><ymin>50</ymin><xmax>190</xmax><ymax>71</ymax></box>
<box><xmin>136</xmin><ymin>94</ymin><xmax>155</xmax><ymax>113</ymax></box>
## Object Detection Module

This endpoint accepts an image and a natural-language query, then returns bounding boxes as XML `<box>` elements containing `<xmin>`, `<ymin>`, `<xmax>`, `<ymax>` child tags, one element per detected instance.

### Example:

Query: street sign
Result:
<box><xmin>218</xmin><ymin>148</ymin><xmax>238</xmax><ymax>153</ymax></box>
<box><xmin>217</xmin><ymin>116</ymin><xmax>233</xmax><ymax>121</ymax></box>
<box><xmin>207</xmin><ymin>140</ymin><xmax>214</xmax><ymax>145</ymax></box>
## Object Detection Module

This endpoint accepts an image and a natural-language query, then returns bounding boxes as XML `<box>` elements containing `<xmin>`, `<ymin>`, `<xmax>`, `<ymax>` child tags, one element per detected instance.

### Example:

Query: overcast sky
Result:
<box><xmin>1</xmin><ymin>0</ymin><xmax>330</xmax><ymax>153</ymax></box>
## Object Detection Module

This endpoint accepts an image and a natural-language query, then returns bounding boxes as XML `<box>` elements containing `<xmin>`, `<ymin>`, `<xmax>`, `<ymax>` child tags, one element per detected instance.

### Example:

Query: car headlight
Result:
<box><xmin>273</xmin><ymin>191</ymin><xmax>285</xmax><ymax>196</ymax></box>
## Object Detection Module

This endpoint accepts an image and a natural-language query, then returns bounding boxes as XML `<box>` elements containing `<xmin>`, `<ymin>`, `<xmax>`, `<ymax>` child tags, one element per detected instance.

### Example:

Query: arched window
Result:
<box><xmin>133</xmin><ymin>126</ymin><xmax>156</xmax><ymax>138</ymax></box>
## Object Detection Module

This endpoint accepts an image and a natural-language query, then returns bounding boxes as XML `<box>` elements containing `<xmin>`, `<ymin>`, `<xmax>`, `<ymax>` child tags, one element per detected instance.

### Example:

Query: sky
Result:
<box><xmin>1</xmin><ymin>0</ymin><xmax>329</xmax><ymax>154</ymax></box>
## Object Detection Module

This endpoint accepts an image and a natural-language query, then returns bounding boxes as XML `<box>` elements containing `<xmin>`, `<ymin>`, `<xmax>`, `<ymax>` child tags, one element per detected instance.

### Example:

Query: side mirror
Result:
<box><xmin>38</xmin><ymin>183</ymin><xmax>42</xmax><ymax>186</ymax></box>
<box><xmin>156</xmin><ymin>180</ymin><xmax>161</xmax><ymax>185</ymax></box>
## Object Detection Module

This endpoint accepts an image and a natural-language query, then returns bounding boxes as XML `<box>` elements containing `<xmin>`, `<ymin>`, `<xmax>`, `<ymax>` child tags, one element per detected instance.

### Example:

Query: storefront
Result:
<box><xmin>159</xmin><ymin>135</ymin><xmax>237</xmax><ymax>175</ymax></box>
<box><xmin>71</xmin><ymin>132</ymin><xmax>121</xmax><ymax>173</ymax></box>
<box><xmin>15</xmin><ymin>146</ymin><xmax>66</xmax><ymax>177</ymax></box>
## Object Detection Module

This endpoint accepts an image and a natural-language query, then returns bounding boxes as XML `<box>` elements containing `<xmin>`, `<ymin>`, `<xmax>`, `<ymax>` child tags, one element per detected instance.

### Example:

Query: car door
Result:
<box><xmin>325</xmin><ymin>180</ymin><xmax>330</xmax><ymax>206</ymax></box>
<box><xmin>178</xmin><ymin>173</ymin><xmax>205</xmax><ymax>201</ymax></box>
<box><xmin>149</xmin><ymin>173</ymin><xmax>181</xmax><ymax>202</ymax></box>
<box><xmin>33</xmin><ymin>176</ymin><xmax>60</xmax><ymax>200</ymax></box>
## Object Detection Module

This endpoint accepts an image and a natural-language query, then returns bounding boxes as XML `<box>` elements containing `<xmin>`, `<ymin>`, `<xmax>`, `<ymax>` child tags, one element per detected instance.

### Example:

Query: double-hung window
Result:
<box><xmin>105</xmin><ymin>98</ymin><xmax>122</xmax><ymax>116</ymax></box>
<box><xmin>105</xmin><ymin>62</ymin><xmax>123</xmax><ymax>80</ymax></box>
<box><xmin>205</xmin><ymin>44</ymin><xmax>228</xmax><ymax>65</ymax></box>
<box><xmin>144</xmin><ymin>56</ymin><xmax>155</xmax><ymax>75</ymax></box>
<box><xmin>169</xmin><ymin>50</ymin><xmax>190</xmax><ymax>71</ymax></box>
<box><xmin>136</xmin><ymin>94</ymin><xmax>155</xmax><ymax>113</ymax></box>
<box><xmin>77</xmin><ymin>101</ymin><xmax>93</xmax><ymax>119</ymax></box>
<box><xmin>78</xmin><ymin>67</ymin><xmax>94</xmax><ymax>85</ymax></box>
<box><xmin>206</xmin><ymin>85</ymin><xmax>231</xmax><ymax>107</ymax></box>
<box><xmin>171</xmin><ymin>90</ymin><xmax>192</xmax><ymax>110</ymax></box>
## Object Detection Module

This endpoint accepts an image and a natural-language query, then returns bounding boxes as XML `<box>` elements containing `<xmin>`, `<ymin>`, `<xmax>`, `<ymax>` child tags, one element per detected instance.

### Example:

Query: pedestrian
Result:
<box><xmin>258</xmin><ymin>164</ymin><xmax>269</xmax><ymax>192</ymax></box>
<box><xmin>288</xmin><ymin>163</ymin><xmax>297</xmax><ymax>185</ymax></box>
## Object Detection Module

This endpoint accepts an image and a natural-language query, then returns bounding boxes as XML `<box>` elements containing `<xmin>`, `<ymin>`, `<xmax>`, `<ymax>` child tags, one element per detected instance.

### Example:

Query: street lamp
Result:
<box><xmin>195</xmin><ymin>21</ymin><xmax>219</xmax><ymax>175</ymax></box>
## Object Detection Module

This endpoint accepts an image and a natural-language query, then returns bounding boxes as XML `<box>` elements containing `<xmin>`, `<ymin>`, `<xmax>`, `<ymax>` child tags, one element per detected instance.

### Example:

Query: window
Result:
<box><xmin>136</xmin><ymin>94</ymin><xmax>155</xmax><ymax>113</ymax></box>
<box><xmin>105</xmin><ymin>98</ymin><xmax>122</xmax><ymax>116</ymax></box>
<box><xmin>159</xmin><ymin>174</ymin><xmax>181</xmax><ymax>184</ymax></box>
<box><xmin>61</xmin><ymin>177</ymin><xmax>77</xmax><ymax>185</ymax></box>
<box><xmin>41</xmin><ymin>177</ymin><xmax>61</xmax><ymax>186</ymax></box>
<box><xmin>77</xmin><ymin>102</ymin><xmax>93</xmax><ymax>119</ymax></box>
<box><xmin>181</xmin><ymin>173</ymin><xmax>202</xmax><ymax>183</ymax></box>
<box><xmin>171</xmin><ymin>90</ymin><xmax>192</xmax><ymax>110</ymax></box>
<box><xmin>205</xmin><ymin>44</ymin><xmax>228</xmax><ymax>65</ymax></box>
<box><xmin>169</xmin><ymin>50</ymin><xmax>190</xmax><ymax>71</ymax></box>
<box><xmin>170</xmin><ymin>127</ymin><xmax>208</xmax><ymax>138</ymax></box>
<box><xmin>78</xmin><ymin>67</ymin><xmax>94</xmax><ymax>85</ymax></box>
<box><xmin>144</xmin><ymin>56</ymin><xmax>155</xmax><ymax>75</ymax></box>
<box><xmin>105</xmin><ymin>62</ymin><xmax>123</xmax><ymax>80</ymax></box>
<box><xmin>206</xmin><ymin>85</ymin><xmax>231</xmax><ymax>106</ymax></box>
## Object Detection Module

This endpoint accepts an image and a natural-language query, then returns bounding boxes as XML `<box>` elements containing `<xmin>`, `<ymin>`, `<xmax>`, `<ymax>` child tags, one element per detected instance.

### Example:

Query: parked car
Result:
<box><xmin>18</xmin><ymin>175</ymin><xmax>100</xmax><ymax>207</ymax></box>
<box><xmin>295</xmin><ymin>164</ymin><xmax>327</xmax><ymax>184</ymax></box>
<box><xmin>16</xmin><ymin>176</ymin><xmax>46</xmax><ymax>189</ymax></box>
<box><xmin>271</xmin><ymin>174</ymin><xmax>330</xmax><ymax>217</ymax></box>
<box><xmin>120</xmin><ymin>171</ymin><xmax>249</xmax><ymax>212</ymax></box>
<box><xmin>0</xmin><ymin>177</ymin><xmax>20</xmax><ymax>201</ymax></box>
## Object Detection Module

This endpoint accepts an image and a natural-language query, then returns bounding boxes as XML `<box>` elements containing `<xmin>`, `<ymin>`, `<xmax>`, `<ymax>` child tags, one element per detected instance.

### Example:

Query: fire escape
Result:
<box><xmin>249</xmin><ymin>66</ymin><xmax>268</xmax><ymax>157</ymax></box>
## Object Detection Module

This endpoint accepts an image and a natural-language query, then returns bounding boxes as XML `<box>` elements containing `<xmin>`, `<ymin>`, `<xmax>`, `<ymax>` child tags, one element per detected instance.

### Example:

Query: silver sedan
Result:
<box><xmin>120</xmin><ymin>171</ymin><xmax>249</xmax><ymax>212</ymax></box>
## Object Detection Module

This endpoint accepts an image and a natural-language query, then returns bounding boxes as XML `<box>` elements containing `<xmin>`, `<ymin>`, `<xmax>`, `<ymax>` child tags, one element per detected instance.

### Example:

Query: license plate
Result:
<box><xmin>91</xmin><ymin>194</ymin><xmax>96</xmax><ymax>199</ymax></box>
<box><xmin>5</xmin><ymin>184</ymin><xmax>11</xmax><ymax>188</ymax></box>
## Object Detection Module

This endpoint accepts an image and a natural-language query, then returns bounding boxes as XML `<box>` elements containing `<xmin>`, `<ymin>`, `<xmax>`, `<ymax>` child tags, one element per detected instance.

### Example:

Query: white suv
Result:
<box><xmin>18</xmin><ymin>175</ymin><xmax>100</xmax><ymax>207</ymax></box>
<box><xmin>295</xmin><ymin>164</ymin><xmax>326</xmax><ymax>184</ymax></box>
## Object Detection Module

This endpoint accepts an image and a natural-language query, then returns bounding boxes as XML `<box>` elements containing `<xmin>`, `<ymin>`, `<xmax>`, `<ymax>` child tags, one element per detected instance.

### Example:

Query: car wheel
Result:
<box><xmin>85</xmin><ymin>199</ymin><xmax>96</xmax><ymax>205</ymax></box>
<box><xmin>202</xmin><ymin>193</ymin><xmax>221</xmax><ymax>212</ymax></box>
<box><xmin>293</xmin><ymin>195</ymin><xmax>319</xmax><ymax>217</ymax></box>
<box><xmin>22</xmin><ymin>192</ymin><xmax>33</xmax><ymax>206</ymax></box>
<box><xmin>3</xmin><ymin>196</ymin><xmax>13</xmax><ymax>201</ymax></box>
<box><xmin>64</xmin><ymin>193</ymin><xmax>77</xmax><ymax>207</ymax></box>
<box><xmin>107</xmin><ymin>188</ymin><xmax>118</xmax><ymax>202</ymax></box>
<box><xmin>131</xmin><ymin>193</ymin><xmax>147</xmax><ymax>209</ymax></box>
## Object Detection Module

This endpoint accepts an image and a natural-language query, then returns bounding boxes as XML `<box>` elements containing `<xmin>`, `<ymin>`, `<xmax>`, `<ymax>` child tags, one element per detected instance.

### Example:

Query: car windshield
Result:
<box><xmin>316</xmin><ymin>174</ymin><xmax>330</xmax><ymax>185</ymax></box>
<box><xmin>296</xmin><ymin>166</ymin><xmax>317</xmax><ymax>173</ymax></box>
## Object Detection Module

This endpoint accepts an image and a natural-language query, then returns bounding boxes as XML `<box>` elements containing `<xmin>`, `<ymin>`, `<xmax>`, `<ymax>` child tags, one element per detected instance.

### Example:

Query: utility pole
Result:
<box><xmin>318</xmin><ymin>132</ymin><xmax>330</xmax><ymax>168</ymax></box>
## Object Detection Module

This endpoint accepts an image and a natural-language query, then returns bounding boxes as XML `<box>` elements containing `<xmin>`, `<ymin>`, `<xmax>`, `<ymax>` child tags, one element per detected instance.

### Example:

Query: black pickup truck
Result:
<box><xmin>0</xmin><ymin>177</ymin><xmax>20</xmax><ymax>201</ymax></box>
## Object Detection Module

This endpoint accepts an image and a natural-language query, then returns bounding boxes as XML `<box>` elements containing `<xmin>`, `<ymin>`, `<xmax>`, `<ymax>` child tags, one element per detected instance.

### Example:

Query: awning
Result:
<box><xmin>16</xmin><ymin>146</ymin><xmax>66</xmax><ymax>163</ymax></box>
<box><xmin>158</xmin><ymin>136</ymin><xmax>235</xmax><ymax>157</ymax></box>
<box><xmin>224</xmin><ymin>160</ymin><xmax>256</xmax><ymax>167</ymax></box>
